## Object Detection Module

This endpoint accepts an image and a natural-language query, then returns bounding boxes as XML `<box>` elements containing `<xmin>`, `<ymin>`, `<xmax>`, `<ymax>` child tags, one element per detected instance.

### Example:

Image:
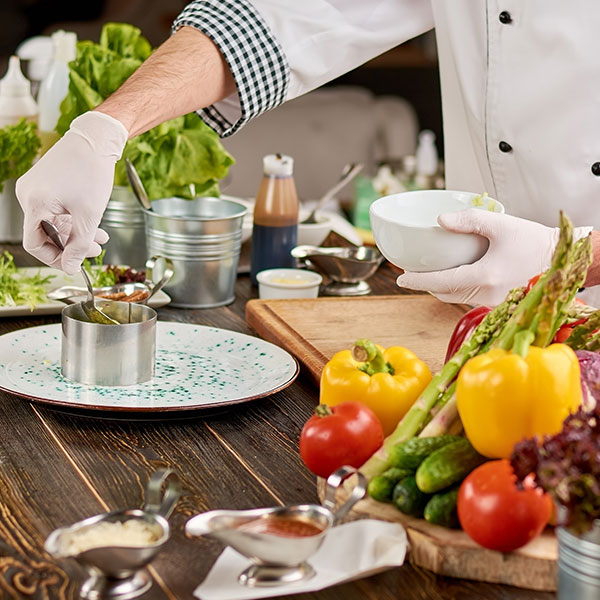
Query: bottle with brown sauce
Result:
<box><xmin>250</xmin><ymin>153</ymin><xmax>299</xmax><ymax>285</ymax></box>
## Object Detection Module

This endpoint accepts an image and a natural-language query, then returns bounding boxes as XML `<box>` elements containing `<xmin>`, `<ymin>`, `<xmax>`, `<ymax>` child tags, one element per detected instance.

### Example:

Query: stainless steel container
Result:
<box><xmin>61</xmin><ymin>302</ymin><xmax>157</xmax><ymax>386</ymax></box>
<box><xmin>0</xmin><ymin>179</ymin><xmax>23</xmax><ymax>243</ymax></box>
<box><xmin>557</xmin><ymin>520</ymin><xmax>600</xmax><ymax>600</ymax></box>
<box><xmin>143</xmin><ymin>196</ymin><xmax>247</xmax><ymax>308</ymax></box>
<box><xmin>100</xmin><ymin>186</ymin><xmax>147</xmax><ymax>269</ymax></box>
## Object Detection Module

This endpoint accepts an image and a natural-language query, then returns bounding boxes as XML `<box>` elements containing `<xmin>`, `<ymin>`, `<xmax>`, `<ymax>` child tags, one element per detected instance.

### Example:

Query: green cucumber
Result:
<box><xmin>416</xmin><ymin>438</ymin><xmax>486</xmax><ymax>493</ymax></box>
<box><xmin>367</xmin><ymin>467</ymin><xmax>413</xmax><ymax>502</ymax></box>
<box><xmin>392</xmin><ymin>475</ymin><xmax>430</xmax><ymax>517</ymax></box>
<box><xmin>385</xmin><ymin>435</ymin><xmax>462</xmax><ymax>470</ymax></box>
<box><xmin>424</xmin><ymin>486</ymin><xmax>460</xmax><ymax>528</ymax></box>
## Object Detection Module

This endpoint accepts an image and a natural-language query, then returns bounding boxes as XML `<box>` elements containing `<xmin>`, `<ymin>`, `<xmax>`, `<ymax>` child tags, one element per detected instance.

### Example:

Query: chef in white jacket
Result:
<box><xmin>16</xmin><ymin>0</ymin><xmax>600</xmax><ymax>305</ymax></box>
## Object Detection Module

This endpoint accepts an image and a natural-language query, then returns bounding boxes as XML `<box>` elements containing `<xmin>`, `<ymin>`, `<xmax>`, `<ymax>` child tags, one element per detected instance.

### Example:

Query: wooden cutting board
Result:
<box><xmin>245</xmin><ymin>294</ymin><xmax>558</xmax><ymax>591</ymax></box>
<box><xmin>245</xmin><ymin>294</ymin><xmax>468</xmax><ymax>385</ymax></box>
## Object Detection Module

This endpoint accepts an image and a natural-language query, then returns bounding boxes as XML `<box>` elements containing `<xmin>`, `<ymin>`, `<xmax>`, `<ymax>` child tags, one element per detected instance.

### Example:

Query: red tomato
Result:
<box><xmin>457</xmin><ymin>460</ymin><xmax>552</xmax><ymax>552</ymax></box>
<box><xmin>299</xmin><ymin>402</ymin><xmax>383</xmax><ymax>478</ymax></box>
<box><xmin>445</xmin><ymin>306</ymin><xmax>491</xmax><ymax>363</ymax></box>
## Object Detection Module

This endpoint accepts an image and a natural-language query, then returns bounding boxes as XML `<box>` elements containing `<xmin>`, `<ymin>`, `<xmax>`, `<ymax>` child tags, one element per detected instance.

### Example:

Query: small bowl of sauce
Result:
<box><xmin>256</xmin><ymin>268</ymin><xmax>322</xmax><ymax>299</ymax></box>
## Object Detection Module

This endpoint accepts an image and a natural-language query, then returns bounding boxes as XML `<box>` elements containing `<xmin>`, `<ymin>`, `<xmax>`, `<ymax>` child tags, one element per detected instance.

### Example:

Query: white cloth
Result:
<box><xmin>240</xmin><ymin>0</ymin><xmax>600</xmax><ymax>232</ymax></box>
<box><xmin>16</xmin><ymin>111</ymin><xmax>128</xmax><ymax>275</ymax></box>
<box><xmin>193</xmin><ymin>519</ymin><xmax>407</xmax><ymax>600</ymax></box>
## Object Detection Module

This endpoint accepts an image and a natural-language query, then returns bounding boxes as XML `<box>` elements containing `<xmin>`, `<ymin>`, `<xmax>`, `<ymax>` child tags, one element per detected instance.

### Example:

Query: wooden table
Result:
<box><xmin>0</xmin><ymin>242</ymin><xmax>554</xmax><ymax>600</ymax></box>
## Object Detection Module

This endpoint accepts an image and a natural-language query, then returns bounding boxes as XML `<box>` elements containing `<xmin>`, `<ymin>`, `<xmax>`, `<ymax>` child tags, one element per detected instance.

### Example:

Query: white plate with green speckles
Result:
<box><xmin>0</xmin><ymin>322</ymin><xmax>299</xmax><ymax>413</ymax></box>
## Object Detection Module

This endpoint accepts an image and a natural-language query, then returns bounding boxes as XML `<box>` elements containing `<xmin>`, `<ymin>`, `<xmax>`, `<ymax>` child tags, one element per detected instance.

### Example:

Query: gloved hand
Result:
<box><xmin>16</xmin><ymin>111</ymin><xmax>129</xmax><ymax>275</ymax></box>
<box><xmin>395</xmin><ymin>209</ymin><xmax>592</xmax><ymax>306</ymax></box>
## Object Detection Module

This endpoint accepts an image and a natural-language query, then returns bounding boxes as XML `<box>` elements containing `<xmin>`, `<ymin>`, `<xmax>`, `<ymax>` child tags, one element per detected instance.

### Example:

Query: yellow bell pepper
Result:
<box><xmin>456</xmin><ymin>343</ymin><xmax>582</xmax><ymax>459</ymax></box>
<box><xmin>319</xmin><ymin>339</ymin><xmax>432</xmax><ymax>436</ymax></box>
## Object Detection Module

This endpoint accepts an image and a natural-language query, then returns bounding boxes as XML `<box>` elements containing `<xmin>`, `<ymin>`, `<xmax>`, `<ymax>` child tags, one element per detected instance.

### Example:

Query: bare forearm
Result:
<box><xmin>96</xmin><ymin>26</ymin><xmax>236</xmax><ymax>138</ymax></box>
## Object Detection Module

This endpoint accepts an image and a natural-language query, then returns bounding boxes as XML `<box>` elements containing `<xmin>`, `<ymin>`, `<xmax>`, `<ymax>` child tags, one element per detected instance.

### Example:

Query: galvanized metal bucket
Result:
<box><xmin>557</xmin><ymin>520</ymin><xmax>600</xmax><ymax>600</ymax></box>
<box><xmin>143</xmin><ymin>196</ymin><xmax>247</xmax><ymax>308</ymax></box>
<box><xmin>100</xmin><ymin>186</ymin><xmax>147</xmax><ymax>269</ymax></box>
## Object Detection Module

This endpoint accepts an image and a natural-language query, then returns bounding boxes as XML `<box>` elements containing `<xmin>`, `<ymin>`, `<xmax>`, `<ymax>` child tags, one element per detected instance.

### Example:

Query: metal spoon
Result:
<box><xmin>40</xmin><ymin>220</ymin><xmax>121</xmax><ymax>325</ymax></box>
<box><xmin>301</xmin><ymin>163</ymin><xmax>364</xmax><ymax>225</ymax></box>
<box><xmin>125</xmin><ymin>158</ymin><xmax>152</xmax><ymax>211</ymax></box>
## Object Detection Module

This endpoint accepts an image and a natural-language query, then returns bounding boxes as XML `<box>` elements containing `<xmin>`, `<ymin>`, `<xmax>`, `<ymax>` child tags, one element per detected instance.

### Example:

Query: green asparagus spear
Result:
<box><xmin>494</xmin><ymin>211</ymin><xmax>573</xmax><ymax>351</ymax></box>
<box><xmin>359</xmin><ymin>287</ymin><xmax>524</xmax><ymax>479</ymax></box>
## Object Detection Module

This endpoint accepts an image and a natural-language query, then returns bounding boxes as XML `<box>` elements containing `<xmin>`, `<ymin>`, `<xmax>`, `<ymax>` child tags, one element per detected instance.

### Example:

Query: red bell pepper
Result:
<box><xmin>444</xmin><ymin>306</ymin><xmax>492</xmax><ymax>363</ymax></box>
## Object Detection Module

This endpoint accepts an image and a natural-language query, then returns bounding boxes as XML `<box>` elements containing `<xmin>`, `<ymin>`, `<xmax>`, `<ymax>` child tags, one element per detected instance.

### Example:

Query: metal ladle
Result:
<box><xmin>40</xmin><ymin>220</ymin><xmax>121</xmax><ymax>325</ymax></box>
<box><xmin>125</xmin><ymin>158</ymin><xmax>152</xmax><ymax>211</ymax></box>
<box><xmin>301</xmin><ymin>163</ymin><xmax>363</xmax><ymax>225</ymax></box>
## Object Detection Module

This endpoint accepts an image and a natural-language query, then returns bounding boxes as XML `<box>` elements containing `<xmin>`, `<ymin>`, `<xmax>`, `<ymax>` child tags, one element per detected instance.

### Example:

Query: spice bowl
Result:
<box><xmin>185</xmin><ymin>466</ymin><xmax>366</xmax><ymax>588</ymax></box>
<box><xmin>45</xmin><ymin>469</ymin><xmax>181</xmax><ymax>600</ymax></box>
<box><xmin>256</xmin><ymin>268</ymin><xmax>322</xmax><ymax>299</ymax></box>
<box><xmin>61</xmin><ymin>302</ymin><xmax>157</xmax><ymax>386</ymax></box>
<box><xmin>298</xmin><ymin>211</ymin><xmax>333</xmax><ymax>247</ymax></box>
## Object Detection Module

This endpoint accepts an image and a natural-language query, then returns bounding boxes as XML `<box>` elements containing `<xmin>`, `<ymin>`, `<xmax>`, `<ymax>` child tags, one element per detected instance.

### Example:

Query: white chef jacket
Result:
<box><xmin>175</xmin><ymin>1</ymin><xmax>600</xmax><ymax>231</ymax></box>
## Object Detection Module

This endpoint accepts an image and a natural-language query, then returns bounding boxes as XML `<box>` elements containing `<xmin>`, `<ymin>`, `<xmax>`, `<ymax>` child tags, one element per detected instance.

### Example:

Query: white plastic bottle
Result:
<box><xmin>38</xmin><ymin>30</ymin><xmax>76</xmax><ymax>154</ymax></box>
<box><xmin>415</xmin><ymin>129</ymin><xmax>438</xmax><ymax>189</ymax></box>
<box><xmin>0</xmin><ymin>55</ymin><xmax>38</xmax><ymax>127</ymax></box>
<box><xmin>16</xmin><ymin>35</ymin><xmax>54</xmax><ymax>99</ymax></box>
<box><xmin>0</xmin><ymin>55</ymin><xmax>38</xmax><ymax>242</ymax></box>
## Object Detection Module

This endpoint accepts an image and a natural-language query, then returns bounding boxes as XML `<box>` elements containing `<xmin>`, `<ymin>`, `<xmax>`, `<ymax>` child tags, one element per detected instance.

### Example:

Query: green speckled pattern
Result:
<box><xmin>0</xmin><ymin>323</ymin><xmax>298</xmax><ymax>411</ymax></box>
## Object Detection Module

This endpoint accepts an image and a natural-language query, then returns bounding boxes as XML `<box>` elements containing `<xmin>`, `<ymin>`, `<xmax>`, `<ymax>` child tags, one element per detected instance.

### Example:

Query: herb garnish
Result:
<box><xmin>0</xmin><ymin>251</ymin><xmax>55</xmax><ymax>310</ymax></box>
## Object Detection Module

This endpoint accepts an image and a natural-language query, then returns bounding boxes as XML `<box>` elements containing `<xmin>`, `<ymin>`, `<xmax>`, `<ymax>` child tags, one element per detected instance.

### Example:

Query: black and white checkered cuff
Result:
<box><xmin>173</xmin><ymin>0</ymin><xmax>289</xmax><ymax>137</ymax></box>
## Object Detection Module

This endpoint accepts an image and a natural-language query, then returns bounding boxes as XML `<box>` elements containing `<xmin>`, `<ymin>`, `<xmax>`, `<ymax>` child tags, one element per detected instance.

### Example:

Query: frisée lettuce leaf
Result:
<box><xmin>0</xmin><ymin>251</ymin><xmax>55</xmax><ymax>310</ymax></box>
<box><xmin>57</xmin><ymin>22</ymin><xmax>234</xmax><ymax>200</ymax></box>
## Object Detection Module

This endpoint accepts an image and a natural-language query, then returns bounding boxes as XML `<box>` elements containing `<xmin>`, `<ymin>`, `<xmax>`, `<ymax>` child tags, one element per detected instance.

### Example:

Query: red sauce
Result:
<box><xmin>237</xmin><ymin>516</ymin><xmax>324</xmax><ymax>538</ymax></box>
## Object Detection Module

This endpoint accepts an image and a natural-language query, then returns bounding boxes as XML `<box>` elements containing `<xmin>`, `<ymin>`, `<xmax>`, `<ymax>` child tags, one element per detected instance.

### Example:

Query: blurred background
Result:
<box><xmin>0</xmin><ymin>0</ymin><xmax>443</xmax><ymax>203</ymax></box>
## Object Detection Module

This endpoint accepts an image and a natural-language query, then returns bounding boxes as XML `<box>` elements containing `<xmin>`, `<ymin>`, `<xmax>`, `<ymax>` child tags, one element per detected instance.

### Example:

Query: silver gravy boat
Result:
<box><xmin>45</xmin><ymin>468</ymin><xmax>181</xmax><ymax>600</ymax></box>
<box><xmin>185</xmin><ymin>466</ymin><xmax>366</xmax><ymax>587</ymax></box>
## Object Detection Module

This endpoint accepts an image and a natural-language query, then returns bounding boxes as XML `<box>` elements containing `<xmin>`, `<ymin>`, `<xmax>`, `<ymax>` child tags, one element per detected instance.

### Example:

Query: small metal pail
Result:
<box><xmin>61</xmin><ymin>302</ymin><xmax>157</xmax><ymax>386</ymax></box>
<box><xmin>100</xmin><ymin>186</ymin><xmax>147</xmax><ymax>269</ymax></box>
<box><xmin>143</xmin><ymin>196</ymin><xmax>247</xmax><ymax>308</ymax></box>
<box><xmin>557</xmin><ymin>520</ymin><xmax>600</xmax><ymax>600</ymax></box>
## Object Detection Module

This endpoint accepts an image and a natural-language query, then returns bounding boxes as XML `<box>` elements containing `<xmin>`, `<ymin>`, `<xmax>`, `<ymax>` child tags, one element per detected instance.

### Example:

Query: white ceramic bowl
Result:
<box><xmin>256</xmin><ymin>268</ymin><xmax>322</xmax><ymax>299</ymax></box>
<box><xmin>298</xmin><ymin>211</ymin><xmax>333</xmax><ymax>246</ymax></box>
<box><xmin>369</xmin><ymin>190</ymin><xmax>505</xmax><ymax>272</ymax></box>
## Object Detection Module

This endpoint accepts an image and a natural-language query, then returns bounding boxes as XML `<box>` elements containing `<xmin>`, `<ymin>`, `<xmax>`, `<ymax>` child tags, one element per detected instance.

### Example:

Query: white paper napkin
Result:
<box><xmin>193</xmin><ymin>519</ymin><xmax>407</xmax><ymax>600</ymax></box>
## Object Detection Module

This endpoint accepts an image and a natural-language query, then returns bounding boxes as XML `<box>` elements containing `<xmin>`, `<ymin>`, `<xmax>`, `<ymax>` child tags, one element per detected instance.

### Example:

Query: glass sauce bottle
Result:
<box><xmin>250</xmin><ymin>154</ymin><xmax>299</xmax><ymax>285</ymax></box>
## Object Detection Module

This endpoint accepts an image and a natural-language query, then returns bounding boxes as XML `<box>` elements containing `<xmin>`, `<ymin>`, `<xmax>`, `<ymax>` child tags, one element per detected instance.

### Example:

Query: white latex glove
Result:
<box><xmin>395</xmin><ymin>209</ymin><xmax>593</xmax><ymax>306</ymax></box>
<box><xmin>16</xmin><ymin>111</ymin><xmax>128</xmax><ymax>275</ymax></box>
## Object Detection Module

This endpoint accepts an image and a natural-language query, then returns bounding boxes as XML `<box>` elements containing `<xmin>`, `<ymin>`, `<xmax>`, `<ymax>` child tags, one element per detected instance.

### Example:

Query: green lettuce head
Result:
<box><xmin>58</xmin><ymin>22</ymin><xmax>234</xmax><ymax>200</ymax></box>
